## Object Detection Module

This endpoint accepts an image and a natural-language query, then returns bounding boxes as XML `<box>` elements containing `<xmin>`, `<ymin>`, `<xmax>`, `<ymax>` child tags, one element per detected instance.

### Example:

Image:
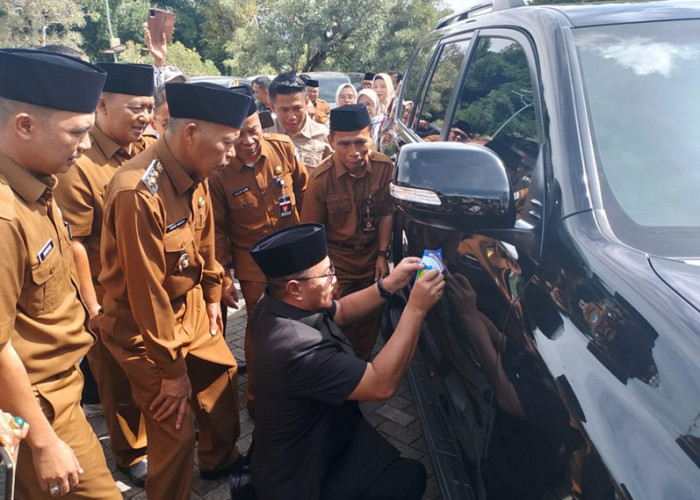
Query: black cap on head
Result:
<box><xmin>0</xmin><ymin>48</ymin><xmax>106</xmax><ymax>113</ymax></box>
<box><xmin>453</xmin><ymin>119</ymin><xmax>471</xmax><ymax>133</ymax></box>
<box><xmin>330</xmin><ymin>103</ymin><xmax>371</xmax><ymax>132</ymax></box>
<box><xmin>97</xmin><ymin>63</ymin><xmax>155</xmax><ymax>96</ymax></box>
<box><xmin>250</xmin><ymin>223</ymin><xmax>328</xmax><ymax>278</ymax></box>
<box><xmin>306</xmin><ymin>79</ymin><xmax>319</xmax><ymax>88</ymax></box>
<box><xmin>230</xmin><ymin>85</ymin><xmax>257</xmax><ymax>117</ymax></box>
<box><xmin>363</xmin><ymin>72</ymin><xmax>375</xmax><ymax>81</ymax></box>
<box><xmin>165</xmin><ymin>82</ymin><xmax>252</xmax><ymax>129</ymax></box>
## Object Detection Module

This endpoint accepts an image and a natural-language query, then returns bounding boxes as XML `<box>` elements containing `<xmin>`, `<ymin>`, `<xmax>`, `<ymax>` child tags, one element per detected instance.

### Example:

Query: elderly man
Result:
<box><xmin>265</xmin><ymin>73</ymin><xmax>332</xmax><ymax>174</ymax></box>
<box><xmin>53</xmin><ymin>62</ymin><xmax>155</xmax><ymax>487</ymax></box>
<box><xmin>301</xmin><ymin>104</ymin><xmax>395</xmax><ymax>359</ymax></box>
<box><xmin>0</xmin><ymin>48</ymin><xmax>120</xmax><ymax>500</ymax></box>
<box><xmin>99</xmin><ymin>83</ymin><xmax>252</xmax><ymax>500</ymax></box>
<box><xmin>248</xmin><ymin>223</ymin><xmax>444</xmax><ymax>500</ymax></box>
<box><xmin>210</xmin><ymin>90</ymin><xmax>308</xmax><ymax>413</ymax></box>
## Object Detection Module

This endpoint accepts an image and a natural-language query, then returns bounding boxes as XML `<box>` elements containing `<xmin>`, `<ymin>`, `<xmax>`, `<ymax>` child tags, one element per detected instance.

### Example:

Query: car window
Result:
<box><xmin>451</xmin><ymin>36</ymin><xmax>539</xmax><ymax>218</ymax></box>
<box><xmin>398</xmin><ymin>40</ymin><xmax>438</xmax><ymax>127</ymax></box>
<box><xmin>414</xmin><ymin>39</ymin><xmax>471</xmax><ymax>139</ymax></box>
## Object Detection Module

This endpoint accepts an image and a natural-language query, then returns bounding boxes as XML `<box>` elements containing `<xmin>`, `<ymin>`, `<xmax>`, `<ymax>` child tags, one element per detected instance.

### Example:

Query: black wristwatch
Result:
<box><xmin>377</xmin><ymin>249</ymin><xmax>390</xmax><ymax>259</ymax></box>
<box><xmin>376</xmin><ymin>275</ymin><xmax>393</xmax><ymax>299</ymax></box>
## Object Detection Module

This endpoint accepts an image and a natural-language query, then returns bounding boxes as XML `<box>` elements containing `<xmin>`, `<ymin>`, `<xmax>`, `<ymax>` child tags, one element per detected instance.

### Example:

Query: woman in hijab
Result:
<box><xmin>335</xmin><ymin>83</ymin><xmax>358</xmax><ymax>107</ymax></box>
<box><xmin>357</xmin><ymin>88</ymin><xmax>384</xmax><ymax>145</ymax></box>
<box><xmin>372</xmin><ymin>73</ymin><xmax>396</xmax><ymax>115</ymax></box>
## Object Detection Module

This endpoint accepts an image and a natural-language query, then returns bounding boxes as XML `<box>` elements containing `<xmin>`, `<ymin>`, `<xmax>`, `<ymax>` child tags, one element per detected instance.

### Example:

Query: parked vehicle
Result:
<box><xmin>188</xmin><ymin>75</ymin><xmax>251</xmax><ymax>88</ymax></box>
<box><xmin>299</xmin><ymin>71</ymin><xmax>351</xmax><ymax>107</ymax></box>
<box><xmin>385</xmin><ymin>1</ymin><xmax>700</xmax><ymax>499</ymax></box>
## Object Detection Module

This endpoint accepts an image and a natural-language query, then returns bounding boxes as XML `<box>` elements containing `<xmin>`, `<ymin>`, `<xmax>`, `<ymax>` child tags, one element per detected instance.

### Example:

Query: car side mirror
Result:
<box><xmin>391</xmin><ymin>142</ymin><xmax>516</xmax><ymax>230</ymax></box>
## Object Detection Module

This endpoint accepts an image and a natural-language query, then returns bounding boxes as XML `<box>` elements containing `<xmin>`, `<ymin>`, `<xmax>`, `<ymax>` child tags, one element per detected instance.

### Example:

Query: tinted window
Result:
<box><xmin>398</xmin><ymin>41</ymin><xmax>438</xmax><ymax>127</ymax></box>
<box><xmin>415</xmin><ymin>39</ymin><xmax>471</xmax><ymax>138</ymax></box>
<box><xmin>575</xmin><ymin>20</ymin><xmax>700</xmax><ymax>256</ymax></box>
<box><xmin>451</xmin><ymin>37</ymin><xmax>539</xmax><ymax>218</ymax></box>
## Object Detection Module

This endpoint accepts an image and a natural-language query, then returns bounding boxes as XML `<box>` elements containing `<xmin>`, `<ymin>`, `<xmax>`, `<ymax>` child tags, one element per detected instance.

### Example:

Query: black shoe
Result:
<box><xmin>229</xmin><ymin>470</ymin><xmax>256</xmax><ymax>500</ymax></box>
<box><xmin>201</xmin><ymin>454</ymin><xmax>250</xmax><ymax>480</ymax></box>
<box><xmin>116</xmin><ymin>458</ymin><xmax>147</xmax><ymax>488</ymax></box>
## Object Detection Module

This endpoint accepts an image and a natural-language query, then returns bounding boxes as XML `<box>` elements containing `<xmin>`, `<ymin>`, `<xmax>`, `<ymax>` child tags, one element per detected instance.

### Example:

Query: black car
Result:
<box><xmin>383</xmin><ymin>1</ymin><xmax>700</xmax><ymax>499</ymax></box>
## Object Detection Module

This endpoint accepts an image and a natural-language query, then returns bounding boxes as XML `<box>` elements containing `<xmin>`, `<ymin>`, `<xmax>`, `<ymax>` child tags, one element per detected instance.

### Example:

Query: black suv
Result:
<box><xmin>384</xmin><ymin>1</ymin><xmax>700</xmax><ymax>499</ymax></box>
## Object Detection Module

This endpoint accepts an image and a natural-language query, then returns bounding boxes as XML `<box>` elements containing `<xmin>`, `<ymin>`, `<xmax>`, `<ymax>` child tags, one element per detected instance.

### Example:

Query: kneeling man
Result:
<box><xmin>249</xmin><ymin>223</ymin><xmax>445</xmax><ymax>500</ymax></box>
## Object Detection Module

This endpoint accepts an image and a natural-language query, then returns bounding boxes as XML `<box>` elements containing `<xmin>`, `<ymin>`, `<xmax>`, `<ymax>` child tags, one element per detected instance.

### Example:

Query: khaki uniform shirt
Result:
<box><xmin>266</xmin><ymin>115</ymin><xmax>332</xmax><ymax>174</ymax></box>
<box><xmin>313</xmin><ymin>99</ymin><xmax>331</xmax><ymax>125</ymax></box>
<box><xmin>99</xmin><ymin>138</ymin><xmax>227</xmax><ymax>379</ymax></box>
<box><xmin>0</xmin><ymin>152</ymin><xmax>93</xmax><ymax>385</ymax></box>
<box><xmin>210</xmin><ymin>134</ymin><xmax>308</xmax><ymax>285</ymax></box>
<box><xmin>54</xmin><ymin>126</ymin><xmax>156</xmax><ymax>279</ymax></box>
<box><xmin>300</xmin><ymin>151</ymin><xmax>394</xmax><ymax>280</ymax></box>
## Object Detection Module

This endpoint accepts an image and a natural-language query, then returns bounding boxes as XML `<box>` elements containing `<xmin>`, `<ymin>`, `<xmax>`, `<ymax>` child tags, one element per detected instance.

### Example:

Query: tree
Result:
<box><xmin>0</xmin><ymin>0</ymin><xmax>86</xmax><ymax>48</ymax></box>
<box><xmin>117</xmin><ymin>39</ymin><xmax>220</xmax><ymax>76</ymax></box>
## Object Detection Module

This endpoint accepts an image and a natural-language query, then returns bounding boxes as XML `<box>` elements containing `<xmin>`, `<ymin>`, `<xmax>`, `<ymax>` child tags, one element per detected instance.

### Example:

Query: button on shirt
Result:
<box><xmin>99</xmin><ymin>137</ymin><xmax>226</xmax><ymax>379</ymax></box>
<box><xmin>250</xmin><ymin>292</ymin><xmax>367</xmax><ymax>500</ymax></box>
<box><xmin>54</xmin><ymin>125</ymin><xmax>156</xmax><ymax>279</ymax></box>
<box><xmin>210</xmin><ymin>134</ymin><xmax>308</xmax><ymax>284</ymax></box>
<box><xmin>266</xmin><ymin>115</ymin><xmax>332</xmax><ymax>173</ymax></box>
<box><xmin>0</xmin><ymin>152</ymin><xmax>92</xmax><ymax>385</ymax></box>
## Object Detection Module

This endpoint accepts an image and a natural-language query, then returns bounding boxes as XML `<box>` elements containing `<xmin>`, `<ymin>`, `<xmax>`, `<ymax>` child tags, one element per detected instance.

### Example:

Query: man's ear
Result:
<box><xmin>13</xmin><ymin>113</ymin><xmax>35</xmax><ymax>140</ymax></box>
<box><xmin>327</xmin><ymin>132</ymin><xmax>335</xmax><ymax>150</ymax></box>
<box><xmin>184</xmin><ymin>121</ymin><xmax>198</xmax><ymax>146</ymax></box>
<box><xmin>286</xmin><ymin>280</ymin><xmax>304</xmax><ymax>302</ymax></box>
<box><xmin>95</xmin><ymin>96</ymin><xmax>108</xmax><ymax>116</ymax></box>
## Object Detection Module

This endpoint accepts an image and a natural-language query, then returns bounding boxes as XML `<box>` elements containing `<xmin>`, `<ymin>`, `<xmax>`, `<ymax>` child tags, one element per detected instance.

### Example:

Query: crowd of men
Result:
<box><xmin>0</xmin><ymin>42</ymin><xmax>447</xmax><ymax>500</ymax></box>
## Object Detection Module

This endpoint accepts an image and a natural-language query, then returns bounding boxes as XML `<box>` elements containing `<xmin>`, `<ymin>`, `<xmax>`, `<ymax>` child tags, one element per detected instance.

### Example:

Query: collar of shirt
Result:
<box><xmin>90</xmin><ymin>125</ymin><xmax>146</xmax><ymax>161</ymax></box>
<box><xmin>264</xmin><ymin>290</ymin><xmax>337</xmax><ymax>327</ymax></box>
<box><xmin>155</xmin><ymin>137</ymin><xmax>197</xmax><ymax>195</ymax></box>
<box><xmin>0</xmin><ymin>150</ymin><xmax>55</xmax><ymax>203</ymax></box>
<box><xmin>331</xmin><ymin>152</ymin><xmax>373</xmax><ymax>180</ymax></box>
<box><xmin>232</xmin><ymin>138</ymin><xmax>271</xmax><ymax>174</ymax></box>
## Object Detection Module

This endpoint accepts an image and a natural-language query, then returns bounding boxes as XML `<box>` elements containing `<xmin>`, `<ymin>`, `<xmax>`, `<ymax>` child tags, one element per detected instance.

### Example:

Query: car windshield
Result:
<box><xmin>574</xmin><ymin>19</ymin><xmax>700</xmax><ymax>257</ymax></box>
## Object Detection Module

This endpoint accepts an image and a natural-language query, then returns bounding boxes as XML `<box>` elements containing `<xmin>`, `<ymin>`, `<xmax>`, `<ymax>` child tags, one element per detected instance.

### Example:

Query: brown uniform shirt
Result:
<box><xmin>300</xmin><ymin>151</ymin><xmax>394</xmax><ymax>280</ymax></box>
<box><xmin>313</xmin><ymin>98</ymin><xmax>331</xmax><ymax>125</ymax></box>
<box><xmin>266</xmin><ymin>115</ymin><xmax>333</xmax><ymax>173</ymax></box>
<box><xmin>0</xmin><ymin>152</ymin><xmax>93</xmax><ymax>385</ymax></box>
<box><xmin>210</xmin><ymin>133</ymin><xmax>308</xmax><ymax>284</ymax></box>
<box><xmin>99</xmin><ymin>138</ymin><xmax>226</xmax><ymax>380</ymax></box>
<box><xmin>54</xmin><ymin>125</ymin><xmax>156</xmax><ymax>278</ymax></box>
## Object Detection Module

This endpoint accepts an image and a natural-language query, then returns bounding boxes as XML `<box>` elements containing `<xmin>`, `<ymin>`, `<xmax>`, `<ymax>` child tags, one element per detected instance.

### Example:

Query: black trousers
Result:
<box><xmin>356</xmin><ymin>457</ymin><xmax>426</xmax><ymax>500</ymax></box>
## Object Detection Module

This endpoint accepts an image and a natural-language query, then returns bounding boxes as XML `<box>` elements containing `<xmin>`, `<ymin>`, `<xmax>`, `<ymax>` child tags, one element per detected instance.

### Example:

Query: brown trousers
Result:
<box><xmin>339</xmin><ymin>278</ymin><xmax>383</xmax><ymax>360</ymax></box>
<box><xmin>239</xmin><ymin>280</ymin><xmax>267</xmax><ymax>406</ymax></box>
<box><xmin>102</xmin><ymin>288</ymin><xmax>241</xmax><ymax>500</ymax></box>
<box><xmin>16</xmin><ymin>367</ymin><xmax>121</xmax><ymax>500</ymax></box>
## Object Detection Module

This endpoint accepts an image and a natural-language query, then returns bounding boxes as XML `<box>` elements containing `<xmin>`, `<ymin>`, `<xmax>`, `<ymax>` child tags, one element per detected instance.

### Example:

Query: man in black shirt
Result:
<box><xmin>248</xmin><ymin>223</ymin><xmax>445</xmax><ymax>500</ymax></box>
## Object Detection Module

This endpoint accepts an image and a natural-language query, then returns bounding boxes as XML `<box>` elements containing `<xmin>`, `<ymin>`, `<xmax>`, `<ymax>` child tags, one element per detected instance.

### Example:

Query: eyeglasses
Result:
<box><xmin>293</xmin><ymin>260</ymin><xmax>336</xmax><ymax>282</ymax></box>
<box><xmin>338</xmin><ymin>94</ymin><xmax>355</xmax><ymax>101</ymax></box>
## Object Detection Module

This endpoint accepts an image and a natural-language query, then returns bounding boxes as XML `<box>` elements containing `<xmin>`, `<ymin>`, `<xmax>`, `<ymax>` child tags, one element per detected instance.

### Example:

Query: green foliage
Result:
<box><xmin>117</xmin><ymin>39</ymin><xmax>220</xmax><ymax>75</ymax></box>
<box><xmin>0</xmin><ymin>0</ymin><xmax>86</xmax><ymax>48</ymax></box>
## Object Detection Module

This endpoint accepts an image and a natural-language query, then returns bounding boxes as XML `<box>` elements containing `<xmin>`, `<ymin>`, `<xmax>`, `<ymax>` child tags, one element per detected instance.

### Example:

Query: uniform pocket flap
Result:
<box><xmin>163</xmin><ymin>226</ymin><xmax>193</xmax><ymax>252</ymax></box>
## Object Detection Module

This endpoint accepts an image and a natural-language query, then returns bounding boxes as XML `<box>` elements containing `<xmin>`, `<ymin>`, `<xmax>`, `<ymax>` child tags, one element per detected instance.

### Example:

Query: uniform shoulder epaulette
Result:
<box><xmin>311</xmin><ymin>156</ymin><xmax>334</xmax><ymax>177</ymax></box>
<box><xmin>142</xmin><ymin>131</ymin><xmax>158</xmax><ymax>145</ymax></box>
<box><xmin>263</xmin><ymin>132</ymin><xmax>293</xmax><ymax>144</ymax></box>
<box><xmin>0</xmin><ymin>175</ymin><xmax>16</xmax><ymax>221</ymax></box>
<box><xmin>369</xmin><ymin>150</ymin><xmax>393</xmax><ymax>165</ymax></box>
<box><xmin>141</xmin><ymin>159</ymin><xmax>164</xmax><ymax>195</ymax></box>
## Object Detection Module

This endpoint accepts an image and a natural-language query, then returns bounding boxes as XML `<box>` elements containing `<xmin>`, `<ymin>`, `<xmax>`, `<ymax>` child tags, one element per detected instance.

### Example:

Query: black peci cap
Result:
<box><xmin>330</xmin><ymin>103</ymin><xmax>371</xmax><ymax>132</ymax></box>
<box><xmin>166</xmin><ymin>82</ymin><xmax>252</xmax><ymax>129</ymax></box>
<box><xmin>0</xmin><ymin>48</ymin><xmax>106</xmax><ymax>113</ymax></box>
<box><xmin>230</xmin><ymin>85</ymin><xmax>257</xmax><ymax>117</ymax></box>
<box><xmin>306</xmin><ymin>79</ymin><xmax>320</xmax><ymax>88</ymax></box>
<box><xmin>363</xmin><ymin>72</ymin><xmax>375</xmax><ymax>81</ymax></box>
<box><xmin>97</xmin><ymin>63</ymin><xmax>155</xmax><ymax>96</ymax></box>
<box><xmin>250</xmin><ymin>223</ymin><xmax>328</xmax><ymax>278</ymax></box>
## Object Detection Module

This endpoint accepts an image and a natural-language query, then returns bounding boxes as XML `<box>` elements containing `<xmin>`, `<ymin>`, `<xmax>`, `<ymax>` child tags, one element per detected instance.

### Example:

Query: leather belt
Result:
<box><xmin>327</xmin><ymin>240</ymin><xmax>373</xmax><ymax>250</ymax></box>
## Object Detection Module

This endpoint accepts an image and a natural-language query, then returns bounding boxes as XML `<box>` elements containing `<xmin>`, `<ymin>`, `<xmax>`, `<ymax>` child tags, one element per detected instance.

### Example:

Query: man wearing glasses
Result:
<box><xmin>247</xmin><ymin>223</ymin><xmax>445</xmax><ymax>500</ymax></box>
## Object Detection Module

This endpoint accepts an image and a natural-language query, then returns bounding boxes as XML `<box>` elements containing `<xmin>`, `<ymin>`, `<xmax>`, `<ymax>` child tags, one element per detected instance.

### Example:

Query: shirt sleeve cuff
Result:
<box><xmin>158</xmin><ymin>357</ymin><xmax>188</xmax><ymax>380</ymax></box>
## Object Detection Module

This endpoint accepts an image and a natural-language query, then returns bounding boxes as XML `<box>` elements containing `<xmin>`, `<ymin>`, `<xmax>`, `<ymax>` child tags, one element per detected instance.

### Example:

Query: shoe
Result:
<box><xmin>229</xmin><ymin>470</ymin><xmax>256</xmax><ymax>500</ymax></box>
<box><xmin>201</xmin><ymin>454</ymin><xmax>250</xmax><ymax>480</ymax></box>
<box><xmin>82</xmin><ymin>403</ymin><xmax>103</xmax><ymax>418</ymax></box>
<box><xmin>116</xmin><ymin>458</ymin><xmax>148</xmax><ymax>488</ymax></box>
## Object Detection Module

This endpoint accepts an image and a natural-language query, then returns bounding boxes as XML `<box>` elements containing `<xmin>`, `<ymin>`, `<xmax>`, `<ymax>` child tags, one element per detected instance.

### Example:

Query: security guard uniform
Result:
<box><xmin>54</xmin><ymin>124</ymin><xmax>154</xmax><ymax>470</ymax></box>
<box><xmin>210</xmin><ymin>133</ymin><xmax>308</xmax><ymax>405</ymax></box>
<box><xmin>267</xmin><ymin>116</ymin><xmax>332</xmax><ymax>174</ymax></box>
<box><xmin>301</xmin><ymin>150</ymin><xmax>395</xmax><ymax>359</ymax></box>
<box><xmin>99</xmin><ymin>138</ymin><xmax>241</xmax><ymax>500</ymax></box>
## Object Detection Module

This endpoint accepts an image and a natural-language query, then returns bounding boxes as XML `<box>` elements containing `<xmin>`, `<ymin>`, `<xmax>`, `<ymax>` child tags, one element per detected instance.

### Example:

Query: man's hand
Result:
<box><xmin>150</xmin><ymin>374</ymin><xmax>192</xmax><ymax>430</ymax></box>
<box><xmin>221</xmin><ymin>284</ymin><xmax>239</xmax><ymax>309</ymax></box>
<box><xmin>0</xmin><ymin>410</ymin><xmax>28</xmax><ymax>460</ymax></box>
<box><xmin>143</xmin><ymin>22</ymin><xmax>167</xmax><ymax>67</ymax></box>
<box><xmin>374</xmin><ymin>256</ymin><xmax>390</xmax><ymax>281</ymax></box>
<box><xmin>406</xmin><ymin>269</ymin><xmax>445</xmax><ymax>313</ymax></box>
<box><xmin>32</xmin><ymin>436</ymin><xmax>82</xmax><ymax>496</ymax></box>
<box><xmin>206</xmin><ymin>301</ymin><xmax>224</xmax><ymax>335</ymax></box>
<box><xmin>382</xmin><ymin>257</ymin><xmax>422</xmax><ymax>293</ymax></box>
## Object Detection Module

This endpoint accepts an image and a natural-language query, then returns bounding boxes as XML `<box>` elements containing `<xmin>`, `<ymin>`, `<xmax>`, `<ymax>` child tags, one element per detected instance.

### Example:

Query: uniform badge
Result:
<box><xmin>166</xmin><ymin>217</ymin><xmax>188</xmax><ymax>233</ymax></box>
<box><xmin>278</xmin><ymin>195</ymin><xmax>292</xmax><ymax>218</ymax></box>
<box><xmin>37</xmin><ymin>239</ymin><xmax>54</xmax><ymax>263</ymax></box>
<box><xmin>141</xmin><ymin>159</ymin><xmax>164</xmax><ymax>195</ymax></box>
<box><xmin>274</xmin><ymin>165</ymin><xmax>284</xmax><ymax>176</ymax></box>
<box><xmin>178</xmin><ymin>252</ymin><xmax>190</xmax><ymax>272</ymax></box>
<box><xmin>233</xmin><ymin>186</ymin><xmax>250</xmax><ymax>197</ymax></box>
<box><xmin>198</xmin><ymin>196</ymin><xmax>206</xmax><ymax>208</ymax></box>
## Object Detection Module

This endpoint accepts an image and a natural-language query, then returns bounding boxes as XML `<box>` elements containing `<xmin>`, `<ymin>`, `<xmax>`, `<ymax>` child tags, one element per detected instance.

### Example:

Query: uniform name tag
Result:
<box><xmin>37</xmin><ymin>239</ymin><xmax>54</xmax><ymax>263</ymax></box>
<box><xmin>166</xmin><ymin>217</ymin><xmax>188</xmax><ymax>233</ymax></box>
<box><xmin>233</xmin><ymin>186</ymin><xmax>250</xmax><ymax>197</ymax></box>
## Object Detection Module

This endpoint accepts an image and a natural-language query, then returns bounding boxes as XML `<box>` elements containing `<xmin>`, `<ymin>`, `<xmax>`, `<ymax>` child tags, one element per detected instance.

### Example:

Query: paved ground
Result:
<box><xmin>87</xmin><ymin>298</ymin><xmax>443</xmax><ymax>499</ymax></box>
